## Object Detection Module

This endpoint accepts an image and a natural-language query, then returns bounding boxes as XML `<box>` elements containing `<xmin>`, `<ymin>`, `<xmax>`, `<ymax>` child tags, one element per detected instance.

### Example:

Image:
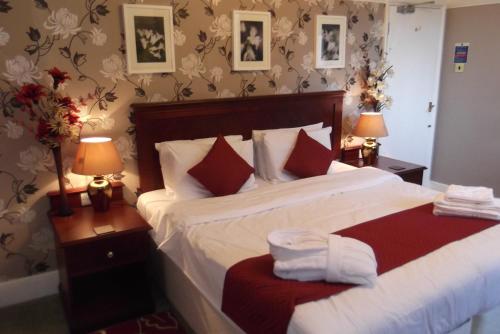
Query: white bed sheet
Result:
<box><xmin>137</xmin><ymin>166</ymin><xmax>500</xmax><ymax>334</ymax></box>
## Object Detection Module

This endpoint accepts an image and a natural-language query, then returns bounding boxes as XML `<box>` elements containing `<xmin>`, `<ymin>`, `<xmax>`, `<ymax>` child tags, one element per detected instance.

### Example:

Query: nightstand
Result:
<box><xmin>48</xmin><ymin>184</ymin><xmax>154</xmax><ymax>333</ymax></box>
<box><xmin>343</xmin><ymin>156</ymin><xmax>427</xmax><ymax>185</ymax></box>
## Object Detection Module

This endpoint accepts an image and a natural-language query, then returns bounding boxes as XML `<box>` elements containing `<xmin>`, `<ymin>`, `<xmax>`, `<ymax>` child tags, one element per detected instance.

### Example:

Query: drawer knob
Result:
<box><xmin>107</xmin><ymin>251</ymin><xmax>114</xmax><ymax>259</ymax></box>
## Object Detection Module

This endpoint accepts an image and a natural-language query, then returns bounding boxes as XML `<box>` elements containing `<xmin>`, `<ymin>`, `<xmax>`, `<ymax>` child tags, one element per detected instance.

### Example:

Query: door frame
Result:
<box><xmin>383</xmin><ymin>4</ymin><xmax>447</xmax><ymax>185</ymax></box>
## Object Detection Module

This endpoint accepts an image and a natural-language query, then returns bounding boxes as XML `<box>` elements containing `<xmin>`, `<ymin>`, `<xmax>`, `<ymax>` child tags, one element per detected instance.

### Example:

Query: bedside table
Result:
<box><xmin>48</xmin><ymin>185</ymin><xmax>154</xmax><ymax>333</ymax></box>
<box><xmin>343</xmin><ymin>156</ymin><xmax>427</xmax><ymax>185</ymax></box>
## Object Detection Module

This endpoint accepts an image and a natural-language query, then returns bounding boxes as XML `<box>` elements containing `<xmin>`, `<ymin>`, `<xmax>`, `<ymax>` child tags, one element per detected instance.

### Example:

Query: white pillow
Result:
<box><xmin>252</xmin><ymin>123</ymin><xmax>323</xmax><ymax>179</ymax></box>
<box><xmin>155</xmin><ymin>135</ymin><xmax>243</xmax><ymax>152</ymax></box>
<box><xmin>263</xmin><ymin>127</ymin><xmax>332</xmax><ymax>182</ymax></box>
<box><xmin>156</xmin><ymin>137</ymin><xmax>255</xmax><ymax>200</ymax></box>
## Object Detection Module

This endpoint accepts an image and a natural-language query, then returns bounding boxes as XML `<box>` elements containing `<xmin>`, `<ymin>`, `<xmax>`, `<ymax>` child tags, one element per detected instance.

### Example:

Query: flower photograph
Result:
<box><xmin>134</xmin><ymin>16</ymin><xmax>166</xmax><ymax>63</ymax></box>
<box><xmin>315</xmin><ymin>15</ymin><xmax>347</xmax><ymax>69</ymax></box>
<box><xmin>321</xmin><ymin>24</ymin><xmax>340</xmax><ymax>61</ymax></box>
<box><xmin>240</xmin><ymin>21</ymin><xmax>264</xmax><ymax>62</ymax></box>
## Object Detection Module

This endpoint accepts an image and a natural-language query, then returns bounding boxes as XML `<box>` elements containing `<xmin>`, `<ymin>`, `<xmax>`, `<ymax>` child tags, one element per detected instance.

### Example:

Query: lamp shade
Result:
<box><xmin>352</xmin><ymin>112</ymin><xmax>389</xmax><ymax>138</ymax></box>
<box><xmin>72</xmin><ymin>137</ymin><xmax>123</xmax><ymax>176</ymax></box>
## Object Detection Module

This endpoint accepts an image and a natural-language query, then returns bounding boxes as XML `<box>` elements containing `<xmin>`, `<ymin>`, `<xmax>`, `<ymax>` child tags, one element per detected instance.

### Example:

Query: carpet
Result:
<box><xmin>92</xmin><ymin>311</ymin><xmax>185</xmax><ymax>334</ymax></box>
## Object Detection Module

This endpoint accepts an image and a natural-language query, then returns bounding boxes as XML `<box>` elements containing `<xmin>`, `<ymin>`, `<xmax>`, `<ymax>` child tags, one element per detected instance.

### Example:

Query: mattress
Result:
<box><xmin>138</xmin><ymin>167</ymin><xmax>500</xmax><ymax>334</ymax></box>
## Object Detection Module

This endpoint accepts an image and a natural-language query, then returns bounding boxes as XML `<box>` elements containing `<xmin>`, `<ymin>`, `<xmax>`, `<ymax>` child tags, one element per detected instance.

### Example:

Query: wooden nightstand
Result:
<box><xmin>48</xmin><ymin>184</ymin><xmax>154</xmax><ymax>333</ymax></box>
<box><xmin>342</xmin><ymin>156</ymin><xmax>427</xmax><ymax>185</ymax></box>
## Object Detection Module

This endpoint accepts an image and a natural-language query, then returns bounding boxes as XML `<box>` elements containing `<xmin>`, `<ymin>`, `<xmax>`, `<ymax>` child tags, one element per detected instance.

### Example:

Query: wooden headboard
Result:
<box><xmin>132</xmin><ymin>91</ymin><xmax>345</xmax><ymax>193</ymax></box>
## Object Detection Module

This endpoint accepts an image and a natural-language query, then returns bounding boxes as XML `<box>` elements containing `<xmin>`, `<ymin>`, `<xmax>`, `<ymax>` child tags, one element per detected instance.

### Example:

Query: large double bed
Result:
<box><xmin>132</xmin><ymin>92</ymin><xmax>500</xmax><ymax>334</ymax></box>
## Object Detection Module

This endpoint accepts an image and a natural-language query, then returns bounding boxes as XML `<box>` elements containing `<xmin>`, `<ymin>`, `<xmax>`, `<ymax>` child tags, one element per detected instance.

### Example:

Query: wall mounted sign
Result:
<box><xmin>454</xmin><ymin>42</ymin><xmax>470</xmax><ymax>73</ymax></box>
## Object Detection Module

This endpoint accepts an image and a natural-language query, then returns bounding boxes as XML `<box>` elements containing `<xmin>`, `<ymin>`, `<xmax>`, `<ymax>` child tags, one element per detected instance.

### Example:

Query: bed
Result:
<box><xmin>132</xmin><ymin>92</ymin><xmax>500</xmax><ymax>334</ymax></box>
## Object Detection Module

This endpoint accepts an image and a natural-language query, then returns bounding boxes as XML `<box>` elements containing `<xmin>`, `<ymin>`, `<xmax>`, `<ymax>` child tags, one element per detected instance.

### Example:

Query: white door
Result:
<box><xmin>379</xmin><ymin>5</ymin><xmax>446</xmax><ymax>184</ymax></box>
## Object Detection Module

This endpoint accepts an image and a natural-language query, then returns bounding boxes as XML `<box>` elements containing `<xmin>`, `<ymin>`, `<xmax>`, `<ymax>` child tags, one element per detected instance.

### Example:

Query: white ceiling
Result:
<box><xmin>358</xmin><ymin>0</ymin><xmax>500</xmax><ymax>8</ymax></box>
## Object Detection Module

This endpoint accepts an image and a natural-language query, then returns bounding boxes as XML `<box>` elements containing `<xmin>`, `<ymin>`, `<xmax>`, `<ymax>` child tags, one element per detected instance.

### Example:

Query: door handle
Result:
<box><xmin>428</xmin><ymin>102</ymin><xmax>435</xmax><ymax>113</ymax></box>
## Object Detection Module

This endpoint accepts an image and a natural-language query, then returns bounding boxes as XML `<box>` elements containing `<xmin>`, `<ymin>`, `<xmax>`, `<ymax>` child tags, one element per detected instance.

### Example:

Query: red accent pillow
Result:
<box><xmin>188</xmin><ymin>135</ymin><xmax>255</xmax><ymax>197</ymax></box>
<box><xmin>284</xmin><ymin>129</ymin><xmax>334</xmax><ymax>178</ymax></box>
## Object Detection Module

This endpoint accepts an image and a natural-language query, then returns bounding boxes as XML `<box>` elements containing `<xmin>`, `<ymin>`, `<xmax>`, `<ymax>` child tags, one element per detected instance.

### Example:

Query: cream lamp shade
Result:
<box><xmin>72</xmin><ymin>137</ymin><xmax>123</xmax><ymax>176</ymax></box>
<box><xmin>352</xmin><ymin>112</ymin><xmax>389</xmax><ymax>138</ymax></box>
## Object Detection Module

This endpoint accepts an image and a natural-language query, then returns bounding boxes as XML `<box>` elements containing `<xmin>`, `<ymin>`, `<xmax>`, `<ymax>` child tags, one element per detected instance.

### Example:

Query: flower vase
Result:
<box><xmin>52</xmin><ymin>146</ymin><xmax>73</xmax><ymax>217</ymax></box>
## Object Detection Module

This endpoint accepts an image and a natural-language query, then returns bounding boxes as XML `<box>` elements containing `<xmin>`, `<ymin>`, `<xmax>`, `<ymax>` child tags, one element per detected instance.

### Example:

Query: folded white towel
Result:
<box><xmin>434</xmin><ymin>194</ymin><xmax>500</xmax><ymax>212</ymax></box>
<box><xmin>433</xmin><ymin>204</ymin><xmax>500</xmax><ymax>221</ymax></box>
<box><xmin>445</xmin><ymin>185</ymin><xmax>494</xmax><ymax>205</ymax></box>
<box><xmin>268</xmin><ymin>229</ymin><xmax>378</xmax><ymax>286</ymax></box>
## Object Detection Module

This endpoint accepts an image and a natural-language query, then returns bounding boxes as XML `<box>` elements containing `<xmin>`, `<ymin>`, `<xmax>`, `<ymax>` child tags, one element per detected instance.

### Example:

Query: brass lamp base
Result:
<box><xmin>88</xmin><ymin>176</ymin><xmax>112</xmax><ymax>212</ymax></box>
<box><xmin>361</xmin><ymin>137</ymin><xmax>379</xmax><ymax>166</ymax></box>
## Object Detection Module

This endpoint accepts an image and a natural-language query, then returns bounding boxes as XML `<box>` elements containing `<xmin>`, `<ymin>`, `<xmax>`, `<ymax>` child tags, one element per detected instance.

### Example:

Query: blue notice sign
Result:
<box><xmin>454</xmin><ymin>44</ymin><xmax>469</xmax><ymax>64</ymax></box>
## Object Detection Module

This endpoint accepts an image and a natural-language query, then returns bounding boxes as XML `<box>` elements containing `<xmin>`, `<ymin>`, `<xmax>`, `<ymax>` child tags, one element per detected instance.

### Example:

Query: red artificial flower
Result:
<box><xmin>48</xmin><ymin>67</ymin><xmax>71</xmax><ymax>90</ymax></box>
<box><xmin>36</xmin><ymin>119</ymin><xmax>51</xmax><ymax>141</ymax></box>
<box><xmin>16</xmin><ymin>84</ymin><xmax>46</xmax><ymax>106</ymax></box>
<box><xmin>66</xmin><ymin>112</ymin><xmax>81</xmax><ymax>125</ymax></box>
<box><xmin>57</xmin><ymin>96</ymin><xmax>79</xmax><ymax>112</ymax></box>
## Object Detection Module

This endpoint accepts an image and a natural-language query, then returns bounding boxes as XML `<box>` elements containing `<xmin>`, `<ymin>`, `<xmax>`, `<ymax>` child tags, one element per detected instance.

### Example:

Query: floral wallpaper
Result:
<box><xmin>0</xmin><ymin>0</ymin><xmax>384</xmax><ymax>283</ymax></box>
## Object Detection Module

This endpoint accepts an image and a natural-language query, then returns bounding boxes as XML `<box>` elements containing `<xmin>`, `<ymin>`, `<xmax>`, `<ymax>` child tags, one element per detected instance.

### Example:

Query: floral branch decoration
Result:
<box><xmin>358</xmin><ymin>58</ymin><xmax>394</xmax><ymax>112</ymax></box>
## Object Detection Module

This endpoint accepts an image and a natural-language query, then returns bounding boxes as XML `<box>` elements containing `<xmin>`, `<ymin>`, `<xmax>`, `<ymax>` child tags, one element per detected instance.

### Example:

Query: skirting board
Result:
<box><xmin>0</xmin><ymin>270</ymin><xmax>59</xmax><ymax>308</ymax></box>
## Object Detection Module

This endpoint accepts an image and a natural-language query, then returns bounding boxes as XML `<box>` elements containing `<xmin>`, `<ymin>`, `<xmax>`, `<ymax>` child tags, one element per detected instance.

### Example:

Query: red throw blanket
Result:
<box><xmin>221</xmin><ymin>203</ymin><xmax>498</xmax><ymax>334</ymax></box>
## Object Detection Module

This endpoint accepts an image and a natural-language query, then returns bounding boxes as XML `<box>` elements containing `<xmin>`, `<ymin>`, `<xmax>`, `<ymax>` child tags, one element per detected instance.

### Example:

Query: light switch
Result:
<box><xmin>455</xmin><ymin>64</ymin><xmax>464</xmax><ymax>73</ymax></box>
<box><xmin>80</xmin><ymin>192</ymin><xmax>91</xmax><ymax>206</ymax></box>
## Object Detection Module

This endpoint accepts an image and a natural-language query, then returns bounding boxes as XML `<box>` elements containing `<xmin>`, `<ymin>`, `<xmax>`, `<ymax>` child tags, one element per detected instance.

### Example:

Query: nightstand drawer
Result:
<box><xmin>65</xmin><ymin>232</ymin><xmax>150</xmax><ymax>277</ymax></box>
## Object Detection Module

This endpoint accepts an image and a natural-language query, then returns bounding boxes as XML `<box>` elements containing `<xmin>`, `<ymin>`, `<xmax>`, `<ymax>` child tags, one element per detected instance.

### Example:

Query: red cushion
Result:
<box><xmin>188</xmin><ymin>135</ymin><xmax>254</xmax><ymax>197</ymax></box>
<box><xmin>284</xmin><ymin>129</ymin><xmax>334</xmax><ymax>178</ymax></box>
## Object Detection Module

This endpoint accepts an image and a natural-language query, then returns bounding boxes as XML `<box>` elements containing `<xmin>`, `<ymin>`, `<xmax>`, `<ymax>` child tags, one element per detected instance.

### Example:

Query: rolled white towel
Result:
<box><xmin>434</xmin><ymin>194</ymin><xmax>500</xmax><ymax>212</ymax></box>
<box><xmin>445</xmin><ymin>185</ymin><xmax>494</xmax><ymax>205</ymax></box>
<box><xmin>269</xmin><ymin>230</ymin><xmax>378</xmax><ymax>286</ymax></box>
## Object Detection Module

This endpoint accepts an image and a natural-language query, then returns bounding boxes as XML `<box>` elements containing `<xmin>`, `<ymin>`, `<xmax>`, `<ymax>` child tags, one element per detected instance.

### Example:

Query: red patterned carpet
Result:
<box><xmin>91</xmin><ymin>311</ymin><xmax>185</xmax><ymax>334</ymax></box>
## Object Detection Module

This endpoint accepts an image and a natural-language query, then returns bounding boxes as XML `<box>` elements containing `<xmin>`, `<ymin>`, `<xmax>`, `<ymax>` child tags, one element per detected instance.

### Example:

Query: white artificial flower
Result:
<box><xmin>217</xmin><ymin>89</ymin><xmax>236</xmax><ymax>98</ymax></box>
<box><xmin>179</xmin><ymin>53</ymin><xmax>206</xmax><ymax>79</ymax></box>
<box><xmin>114</xmin><ymin>136</ymin><xmax>136</xmax><ymax>162</ymax></box>
<box><xmin>209</xmin><ymin>66</ymin><xmax>223</xmax><ymax>83</ymax></box>
<box><xmin>138</xmin><ymin>74</ymin><xmax>152</xmax><ymax>86</ymax></box>
<box><xmin>100</xmin><ymin>54</ymin><xmax>125</xmax><ymax>83</ymax></box>
<box><xmin>0</xmin><ymin>27</ymin><xmax>10</xmax><ymax>47</ymax></box>
<box><xmin>18</xmin><ymin>146</ymin><xmax>53</xmax><ymax>174</ymax></box>
<box><xmin>90</xmin><ymin>27</ymin><xmax>107</xmax><ymax>46</ymax></box>
<box><xmin>277</xmin><ymin>85</ymin><xmax>292</xmax><ymax>95</ymax></box>
<box><xmin>271</xmin><ymin>64</ymin><xmax>282</xmax><ymax>80</ymax></box>
<box><xmin>297</xmin><ymin>30</ymin><xmax>308</xmax><ymax>46</ymax></box>
<box><xmin>347</xmin><ymin>31</ymin><xmax>356</xmax><ymax>46</ymax></box>
<box><xmin>301</xmin><ymin>52</ymin><xmax>314</xmax><ymax>74</ymax></box>
<box><xmin>3</xmin><ymin>55</ymin><xmax>41</xmax><ymax>85</ymax></box>
<box><xmin>148</xmin><ymin>93</ymin><xmax>168</xmax><ymax>102</ymax></box>
<box><xmin>4</xmin><ymin>120</ymin><xmax>24</xmax><ymax>139</ymax></box>
<box><xmin>174</xmin><ymin>28</ymin><xmax>186</xmax><ymax>46</ymax></box>
<box><xmin>43</xmin><ymin>8</ymin><xmax>81</xmax><ymax>39</ymax></box>
<box><xmin>370</xmin><ymin>21</ymin><xmax>385</xmax><ymax>40</ymax></box>
<box><xmin>209</xmin><ymin>14</ymin><xmax>232</xmax><ymax>40</ymax></box>
<box><xmin>99</xmin><ymin>116</ymin><xmax>115</xmax><ymax>130</ymax></box>
<box><xmin>350</xmin><ymin>50</ymin><xmax>364</xmax><ymax>70</ymax></box>
<box><xmin>273</xmin><ymin>17</ymin><xmax>293</xmax><ymax>40</ymax></box>
<box><xmin>19</xmin><ymin>207</ymin><xmax>36</xmax><ymax>224</ymax></box>
<box><xmin>29</xmin><ymin>228</ymin><xmax>54</xmax><ymax>252</ymax></box>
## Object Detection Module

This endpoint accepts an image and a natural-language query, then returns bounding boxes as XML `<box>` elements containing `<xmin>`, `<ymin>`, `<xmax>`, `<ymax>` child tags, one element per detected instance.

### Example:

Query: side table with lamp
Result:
<box><xmin>47</xmin><ymin>137</ymin><xmax>154</xmax><ymax>333</ymax></box>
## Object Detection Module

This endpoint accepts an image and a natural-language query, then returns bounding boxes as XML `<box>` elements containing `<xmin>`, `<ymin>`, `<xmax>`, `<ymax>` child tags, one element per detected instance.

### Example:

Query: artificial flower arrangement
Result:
<box><xmin>13</xmin><ymin>67</ymin><xmax>82</xmax><ymax>216</ymax></box>
<box><xmin>358</xmin><ymin>58</ymin><xmax>394</xmax><ymax>112</ymax></box>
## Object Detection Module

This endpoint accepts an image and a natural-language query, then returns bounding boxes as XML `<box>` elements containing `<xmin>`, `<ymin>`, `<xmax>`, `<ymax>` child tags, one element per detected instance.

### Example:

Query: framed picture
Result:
<box><xmin>232</xmin><ymin>10</ymin><xmax>271</xmax><ymax>71</ymax></box>
<box><xmin>123</xmin><ymin>4</ymin><xmax>175</xmax><ymax>74</ymax></box>
<box><xmin>314</xmin><ymin>15</ymin><xmax>347</xmax><ymax>69</ymax></box>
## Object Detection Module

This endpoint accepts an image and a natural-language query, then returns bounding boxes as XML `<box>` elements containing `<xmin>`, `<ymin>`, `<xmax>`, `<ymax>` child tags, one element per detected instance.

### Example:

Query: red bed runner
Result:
<box><xmin>221</xmin><ymin>203</ymin><xmax>498</xmax><ymax>334</ymax></box>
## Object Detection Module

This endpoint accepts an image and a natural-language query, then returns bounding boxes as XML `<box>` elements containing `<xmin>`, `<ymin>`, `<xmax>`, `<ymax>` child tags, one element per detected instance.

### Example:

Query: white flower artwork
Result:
<box><xmin>272</xmin><ymin>17</ymin><xmax>293</xmax><ymax>40</ymax></box>
<box><xmin>277</xmin><ymin>85</ymin><xmax>292</xmax><ymax>94</ymax></box>
<box><xmin>271</xmin><ymin>64</ymin><xmax>282</xmax><ymax>80</ymax></box>
<box><xmin>100</xmin><ymin>54</ymin><xmax>125</xmax><ymax>83</ymax></box>
<box><xmin>0</xmin><ymin>27</ymin><xmax>10</xmax><ymax>47</ymax></box>
<box><xmin>17</xmin><ymin>146</ymin><xmax>54</xmax><ymax>175</ymax></box>
<box><xmin>29</xmin><ymin>228</ymin><xmax>54</xmax><ymax>252</ymax></box>
<box><xmin>209</xmin><ymin>66</ymin><xmax>223</xmax><ymax>83</ymax></box>
<box><xmin>114</xmin><ymin>136</ymin><xmax>136</xmax><ymax>162</ymax></box>
<box><xmin>4</xmin><ymin>120</ymin><xmax>24</xmax><ymax>139</ymax></box>
<box><xmin>217</xmin><ymin>89</ymin><xmax>236</xmax><ymax>98</ymax></box>
<box><xmin>180</xmin><ymin>53</ymin><xmax>206</xmax><ymax>79</ymax></box>
<box><xmin>210</xmin><ymin>14</ymin><xmax>232</xmax><ymax>40</ymax></box>
<box><xmin>301</xmin><ymin>52</ymin><xmax>315</xmax><ymax>73</ymax></box>
<box><xmin>90</xmin><ymin>27</ymin><xmax>107</xmax><ymax>46</ymax></box>
<box><xmin>3</xmin><ymin>55</ymin><xmax>42</xmax><ymax>85</ymax></box>
<box><xmin>174</xmin><ymin>28</ymin><xmax>186</xmax><ymax>46</ymax></box>
<box><xmin>298</xmin><ymin>30</ymin><xmax>308</xmax><ymax>46</ymax></box>
<box><xmin>136</xmin><ymin>28</ymin><xmax>166</xmax><ymax>60</ymax></box>
<box><xmin>43</xmin><ymin>8</ymin><xmax>81</xmax><ymax>39</ymax></box>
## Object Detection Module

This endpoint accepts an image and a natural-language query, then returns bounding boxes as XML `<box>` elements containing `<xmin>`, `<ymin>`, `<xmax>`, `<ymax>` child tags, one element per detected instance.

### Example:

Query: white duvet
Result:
<box><xmin>138</xmin><ymin>167</ymin><xmax>500</xmax><ymax>334</ymax></box>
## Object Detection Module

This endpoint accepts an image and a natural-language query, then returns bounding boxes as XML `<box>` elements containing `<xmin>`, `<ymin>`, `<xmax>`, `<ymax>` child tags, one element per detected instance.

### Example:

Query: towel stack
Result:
<box><xmin>433</xmin><ymin>185</ymin><xmax>500</xmax><ymax>221</ymax></box>
<box><xmin>267</xmin><ymin>229</ymin><xmax>378</xmax><ymax>286</ymax></box>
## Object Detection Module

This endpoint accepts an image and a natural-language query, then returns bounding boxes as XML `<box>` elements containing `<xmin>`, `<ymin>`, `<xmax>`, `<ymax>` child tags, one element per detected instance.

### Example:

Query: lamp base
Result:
<box><xmin>361</xmin><ymin>138</ymin><xmax>379</xmax><ymax>166</ymax></box>
<box><xmin>87</xmin><ymin>176</ymin><xmax>113</xmax><ymax>212</ymax></box>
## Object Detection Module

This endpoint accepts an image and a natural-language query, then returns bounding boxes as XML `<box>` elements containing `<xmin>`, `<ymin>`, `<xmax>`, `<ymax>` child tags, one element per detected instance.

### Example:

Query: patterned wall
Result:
<box><xmin>0</xmin><ymin>0</ymin><xmax>384</xmax><ymax>282</ymax></box>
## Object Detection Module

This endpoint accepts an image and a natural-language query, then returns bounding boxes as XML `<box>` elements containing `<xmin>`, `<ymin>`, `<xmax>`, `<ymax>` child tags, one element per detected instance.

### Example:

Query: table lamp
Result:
<box><xmin>72</xmin><ymin>137</ymin><xmax>123</xmax><ymax>212</ymax></box>
<box><xmin>352</xmin><ymin>112</ymin><xmax>388</xmax><ymax>165</ymax></box>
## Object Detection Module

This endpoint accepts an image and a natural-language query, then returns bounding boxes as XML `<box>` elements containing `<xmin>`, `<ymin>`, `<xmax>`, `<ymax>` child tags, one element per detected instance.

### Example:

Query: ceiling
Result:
<box><xmin>360</xmin><ymin>0</ymin><xmax>500</xmax><ymax>8</ymax></box>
